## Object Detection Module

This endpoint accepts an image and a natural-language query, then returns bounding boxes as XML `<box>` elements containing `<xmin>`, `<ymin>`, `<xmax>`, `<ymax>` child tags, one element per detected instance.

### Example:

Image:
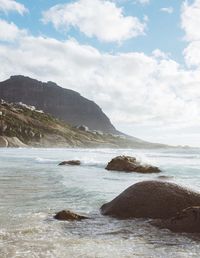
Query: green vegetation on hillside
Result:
<box><xmin>0</xmin><ymin>100</ymin><xmax>166</xmax><ymax>148</ymax></box>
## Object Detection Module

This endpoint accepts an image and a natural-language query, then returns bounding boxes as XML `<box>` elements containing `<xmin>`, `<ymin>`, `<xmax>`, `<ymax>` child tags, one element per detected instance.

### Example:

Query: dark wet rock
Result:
<box><xmin>157</xmin><ymin>175</ymin><xmax>174</xmax><ymax>180</ymax></box>
<box><xmin>152</xmin><ymin>206</ymin><xmax>200</xmax><ymax>233</ymax></box>
<box><xmin>105</xmin><ymin>156</ymin><xmax>161</xmax><ymax>173</ymax></box>
<box><xmin>100</xmin><ymin>180</ymin><xmax>200</xmax><ymax>219</ymax></box>
<box><xmin>58</xmin><ymin>160</ymin><xmax>81</xmax><ymax>166</ymax></box>
<box><xmin>54</xmin><ymin>210</ymin><xmax>88</xmax><ymax>221</ymax></box>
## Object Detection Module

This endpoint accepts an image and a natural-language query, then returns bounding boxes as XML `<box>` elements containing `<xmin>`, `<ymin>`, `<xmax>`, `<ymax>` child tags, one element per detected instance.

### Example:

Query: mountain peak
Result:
<box><xmin>0</xmin><ymin>75</ymin><xmax>117</xmax><ymax>134</ymax></box>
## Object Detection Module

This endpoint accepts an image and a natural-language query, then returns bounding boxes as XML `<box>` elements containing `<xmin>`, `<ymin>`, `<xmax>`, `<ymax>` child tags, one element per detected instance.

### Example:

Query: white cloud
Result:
<box><xmin>152</xmin><ymin>49</ymin><xmax>170</xmax><ymax>59</ymax></box>
<box><xmin>135</xmin><ymin>0</ymin><xmax>149</xmax><ymax>4</ymax></box>
<box><xmin>0</xmin><ymin>19</ymin><xmax>200</xmax><ymax>145</ymax></box>
<box><xmin>183</xmin><ymin>41</ymin><xmax>200</xmax><ymax>67</ymax></box>
<box><xmin>113</xmin><ymin>0</ymin><xmax>149</xmax><ymax>4</ymax></box>
<box><xmin>0</xmin><ymin>19</ymin><xmax>26</xmax><ymax>41</ymax></box>
<box><xmin>0</xmin><ymin>0</ymin><xmax>28</xmax><ymax>15</ymax></box>
<box><xmin>0</xmin><ymin>25</ymin><xmax>199</xmax><ymax>127</ymax></box>
<box><xmin>181</xmin><ymin>0</ymin><xmax>200</xmax><ymax>41</ymax></box>
<box><xmin>181</xmin><ymin>0</ymin><xmax>200</xmax><ymax>67</ymax></box>
<box><xmin>42</xmin><ymin>0</ymin><xmax>146</xmax><ymax>42</ymax></box>
<box><xmin>160</xmin><ymin>7</ymin><xmax>174</xmax><ymax>14</ymax></box>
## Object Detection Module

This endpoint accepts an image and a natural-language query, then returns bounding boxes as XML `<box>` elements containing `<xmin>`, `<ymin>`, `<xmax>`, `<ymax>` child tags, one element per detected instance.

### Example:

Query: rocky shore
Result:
<box><xmin>55</xmin><ymin>155</ymin><xmax>200</xmax><ymax>234</ymax></box>
<box><xmin>55</xmin><ymin>180</ymin><xmax>200</xmax><ymax>233</ymax></box>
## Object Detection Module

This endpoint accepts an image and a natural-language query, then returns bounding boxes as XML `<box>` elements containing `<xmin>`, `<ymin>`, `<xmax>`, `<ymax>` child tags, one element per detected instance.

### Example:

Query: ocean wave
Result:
<box><xmin>103</xmin><ymin>177</ymin><xmax>125</xmax><ymax>181</ymax></box>
<box><xmin>35</xmin><ymin>157</ymin><xmax>59</xmax><ymax>164</ymax></box>
<box><xmin>81</xmin><ymin>160</ymin><xmax>106</xmax><ymax>168</ymax></box>
<box><xmin>147</xmin><ymin>154</ymin><xmax>200</xmax><ymax>159</ymax></box>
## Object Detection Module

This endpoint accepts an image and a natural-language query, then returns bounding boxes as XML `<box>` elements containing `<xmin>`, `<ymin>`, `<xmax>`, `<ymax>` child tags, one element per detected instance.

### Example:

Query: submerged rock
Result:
<box><xmin>105</xmin><ymin>156</ymin><xmax>160</xmax><ymax>173</ymax></box>
<box><xmin>157</xmin><ymin>175</ymin><xmax>174</xmax><ymax>180</ymax></box>
<box><xmin>58</xmin><ymin>160</ymin><xmax>81</xmax><ymax>166</ymax></box>
<box><xmin>100</xmin><ymin>181</ymin><xmax>200</xmax><ymax>219</ymax></box>
<box><xmin>152</xmin><ymin>206</ymin><xmax>200</xmax><ymax>233</ymax></box>
<box><xmin>54</xmin><ymin>210</ymin><xmax>88</xmax><ymax>221</ymax></box>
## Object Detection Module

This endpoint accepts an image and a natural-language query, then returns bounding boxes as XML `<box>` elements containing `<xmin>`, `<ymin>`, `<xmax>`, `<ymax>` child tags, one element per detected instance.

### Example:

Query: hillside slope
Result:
<box><xmin>0</xmin><ymin>75</ymin><xmax>117</xmax><ymax>134</ymax></box>
<box><xmin>0</xmin><ymin>100</ymin><xmax>166</xmax><ymax>148</ymax></box>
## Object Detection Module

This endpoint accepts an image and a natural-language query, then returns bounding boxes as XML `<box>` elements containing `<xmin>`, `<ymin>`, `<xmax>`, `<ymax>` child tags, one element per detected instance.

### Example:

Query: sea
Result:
<box><xmin>0</xmin><ymin>147</ymin><xmax>200</xmax><ymax>258</ymax></box>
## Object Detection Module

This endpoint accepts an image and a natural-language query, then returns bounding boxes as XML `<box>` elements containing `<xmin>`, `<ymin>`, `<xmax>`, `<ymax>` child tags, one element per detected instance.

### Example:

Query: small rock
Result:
<box><xmin>157</xmin><ymin>175</ymin><xmax>173</xmax><ymax>180</ymax></box>
<box><xmin>59</xmin><ymin>160</ymin><xmax>81</xmax><ymax>166</ymax></box>
<box><xmin>105</xmin><ymin>155</ymin><xmax>160</xmax><ymax>173</ymax></box>
<box><xmin>152</xmin><ymin>206</ymin><xmax>200</xmax><ymax>233</ymax></box>
<box><xmin>54</xmin><ymin>210</ymin><xmax>88</xmax><ymax>221</ymax></box>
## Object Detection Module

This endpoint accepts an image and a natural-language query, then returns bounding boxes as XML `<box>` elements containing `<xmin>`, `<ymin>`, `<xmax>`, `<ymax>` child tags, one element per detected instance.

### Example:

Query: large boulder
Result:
<box><xmin>105</xmin><ymin>156</ymin><xmax>161</xmax><ymax>173</ymax></box>
<box><xmin>58</xmin><ymin>160</ymin><xmax>81</xmax><ymax>166</ymax></box>
<box><xmin>100</xmin><ymin>181</ymin><xmax>200</xmax><ymax>219</ymax></box>
<box><xmin>54</xmin><ymin>210</ymin><xmax>88</xmax><ymax>221</ymax></box>
<box><xmin>152</xmin><ymin>206</ymin><xmax>200</xmax><ymax>233</ymax></box>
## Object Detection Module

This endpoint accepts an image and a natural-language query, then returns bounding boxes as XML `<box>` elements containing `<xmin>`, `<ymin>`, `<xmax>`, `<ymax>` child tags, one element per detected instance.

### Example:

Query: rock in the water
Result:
<box><xmin>100</xmin><ymin>181</ymin><xmax>200</xmax><ymax>219</ymax></box>
<box><xmin>157</xmin><ymin>175</ymin><xmax>173</xmax><ymax>180</ymax></box>
<box><xmin>54</xmin><ymin>210</ymin><xmax>88</xmax><ymax>221</ymax></box>
<box><xmin>152</xmin><ymin>206</ymin><xmax>200</xmax><ymax>233</ymax></box>
<box><xmin>105</xmin><ymin>156</ymin><xmax>160</xmax><ymax>173</ymax></box>
<box><xmin>59</xmin><ymin>160</ymin><xmax>81</xmax><ymax>166</ymax></box>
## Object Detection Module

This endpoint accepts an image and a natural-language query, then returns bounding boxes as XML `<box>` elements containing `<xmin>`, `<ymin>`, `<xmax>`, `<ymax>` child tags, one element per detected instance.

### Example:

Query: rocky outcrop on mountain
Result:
<box><xmin>100</xmin><ymin>181</ymin><xmax>200</xmax><ymax>219</ymax></box>
<box><xmin>0</xmin><ymin>136</ymin><xmax>27</xmax><ymax>147</ymax></box>
<box><xmin>0</xmin><ymin>100</ymin><xmax>166</xmax><ymax>148</ymax></box>
<box><xmin>0</xmin><ymin>136</ymin><xmax>8</xmax><ymax>147</ymax></box>
<box><xmin>0</xmin><ymin>75</ymin><xmax>117</xmax><ymax>134</ymax></box>
<box><xmin>105</xmin><ymin>156</ymin><xmax>161</xmax><ymax>173</ymax></box>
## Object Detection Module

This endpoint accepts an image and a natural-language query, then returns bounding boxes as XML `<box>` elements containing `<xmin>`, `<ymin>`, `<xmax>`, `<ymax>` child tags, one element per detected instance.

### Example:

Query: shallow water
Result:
<box><xmin>0</xmin><ymin>147</ymin><xmax>200</xmax><ymax>258</ymax></box>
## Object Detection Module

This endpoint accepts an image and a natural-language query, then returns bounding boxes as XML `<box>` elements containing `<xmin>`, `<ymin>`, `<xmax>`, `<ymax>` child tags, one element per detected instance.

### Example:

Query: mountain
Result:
<box><xmin>0</xmin><ymin>75</ymin><xmax>117</xmax><ymax>134</ymax></box>
<box><xmin>0</xmin><ymin>100</ymin><xmax>166</xmax><ymax>148</ymax></box>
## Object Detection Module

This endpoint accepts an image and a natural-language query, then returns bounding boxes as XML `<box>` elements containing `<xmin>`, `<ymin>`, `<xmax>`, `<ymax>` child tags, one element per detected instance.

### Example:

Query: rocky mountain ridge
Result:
<box><xmin>0</xmin><ymin>75</ymin><xmax>117</xmax><ymax>134</ymax></box>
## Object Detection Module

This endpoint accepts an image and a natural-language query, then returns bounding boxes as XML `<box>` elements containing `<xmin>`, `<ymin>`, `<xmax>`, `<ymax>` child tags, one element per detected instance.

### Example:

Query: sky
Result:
<box><xmin>0</xmin><ymin>0</ymin><xmax>200</xmax><ymax>147</ymax></box>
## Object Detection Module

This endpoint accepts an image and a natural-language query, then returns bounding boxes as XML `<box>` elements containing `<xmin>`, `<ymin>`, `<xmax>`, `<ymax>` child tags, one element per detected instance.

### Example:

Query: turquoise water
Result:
<box><xmin>0</xmin><ymin>147</ymin><xmax>200</xmax><ymax>258</ymax></box>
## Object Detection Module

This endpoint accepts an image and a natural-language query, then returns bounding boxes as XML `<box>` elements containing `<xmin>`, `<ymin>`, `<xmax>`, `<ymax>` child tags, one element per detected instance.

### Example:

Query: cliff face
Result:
<box><xmin>0</xmin><ymin>75</ymin><xmax>116</xmax><ymax>133</ymax></box>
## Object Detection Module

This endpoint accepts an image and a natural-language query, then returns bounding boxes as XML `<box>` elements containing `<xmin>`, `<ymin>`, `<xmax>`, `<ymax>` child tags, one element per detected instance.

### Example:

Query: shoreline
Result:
<box><xmin>0</xmin><ymin>147</ymin><xmax>200</xmax><ymax>257</ymax></box>
<box><xmin>0</xmin><ymin>136</ymin><xmax>193</xmax><ymax>149</ymax></box>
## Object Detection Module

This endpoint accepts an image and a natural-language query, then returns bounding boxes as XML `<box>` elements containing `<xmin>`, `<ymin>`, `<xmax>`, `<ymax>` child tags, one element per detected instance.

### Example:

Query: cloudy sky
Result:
<box><xmin>0</xmin><ymin>0</ymin><xmax>200</xmax><ymax>147</ymax></box>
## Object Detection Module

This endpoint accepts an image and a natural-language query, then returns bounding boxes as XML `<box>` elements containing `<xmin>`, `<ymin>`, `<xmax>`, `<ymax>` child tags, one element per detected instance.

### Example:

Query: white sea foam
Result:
<box><xmin>81</xmin><ymin>158</ymin><xmax>106</xmax><ymax>168</ymax></box>
<box><xmin>35</xmin><ymin>157</ymin><xmax>58</xmax><ymax>164</ymax></box>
